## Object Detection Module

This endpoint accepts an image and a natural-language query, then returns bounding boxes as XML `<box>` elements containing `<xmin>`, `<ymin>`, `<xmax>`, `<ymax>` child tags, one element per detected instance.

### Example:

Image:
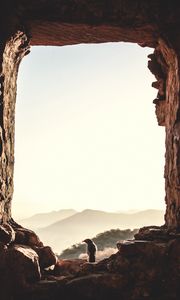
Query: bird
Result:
<box><xmin>83</xmin><ymin>238</ymin><xmax>97</xmax><ymax>263</ymax></box>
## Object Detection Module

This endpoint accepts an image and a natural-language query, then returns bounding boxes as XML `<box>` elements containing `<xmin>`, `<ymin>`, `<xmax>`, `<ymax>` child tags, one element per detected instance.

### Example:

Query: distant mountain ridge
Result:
<box><xmin>19</xmin><ymin>209</ymin><xmax>77</xmax><ymax>230</ymax></box>
<box><xmin>40</xmin><ymin>209</ymin><xmax>164</xmax><ymax>230</ymax></box>
<box><xmin>34</xmin><ymin>208</ymin><xmax>164</xmax><ymax>253</ymax></box>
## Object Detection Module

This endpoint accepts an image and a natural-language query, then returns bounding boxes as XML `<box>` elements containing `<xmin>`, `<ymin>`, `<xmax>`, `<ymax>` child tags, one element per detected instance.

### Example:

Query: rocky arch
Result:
<box><xmin>1</xmin><ymin>1</ymin><xmax>180</xmax><ymax>229</ymax></box>
<box><xmin>1</xmin><ymin>1</ymin><xmax>180</xmax><ymax>299</ymax></box>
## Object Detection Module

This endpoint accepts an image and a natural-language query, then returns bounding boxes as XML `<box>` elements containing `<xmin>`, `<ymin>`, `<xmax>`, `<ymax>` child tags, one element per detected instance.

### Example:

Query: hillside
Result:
<box><xmin>36</xmin><ymin>209</ymin><xmax>164</xmax><ymax>253</ymax></box>
<box><xmin>59</xmin><ymin>228</ymin><xmax>138</xmax><ymax>259</ymax></box>
<box><xmin>19</xmin><ymin>209</ymin><xmax>77</xmax><ymax>230</ymax></box>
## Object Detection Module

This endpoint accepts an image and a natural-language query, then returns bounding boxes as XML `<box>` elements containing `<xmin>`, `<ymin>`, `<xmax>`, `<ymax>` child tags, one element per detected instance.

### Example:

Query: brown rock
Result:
<box><xmin>93</xmin><ymin>257</ymin><xmax>109</xmax><ymax>272</ymax></box>
<box><xmin>106</xmin><ymin>252</ymin><xmax>130</xmax><ymax>273</ymax></box>
<box><xmin>0</xmin><ymin>241</ymin><xmax>8</xmax><ymax>270</ymax></box>
<box><xmin>117</xmin><ymin>239</ymin><xmax>167</xmax><ymax>260</ymax></box>
<box><xmin>7</xmin><ymin>244</ymin><xmax>41</xmax><ymax>288</ymax></box>
<box><xmin>54</xmin><ymin>259</ymin><xmax>86</xmax><ymax>276</ymax></box>
<box><xmin>117</xmin><ymin>240</ymin><xmax>150</xmax><ymax>256</ymax></box>
<box><xmin>80</xmin><ymin>262</ymin><xmax>95</xmax><ymax>274</ymax></box>
<box><xmin>34</xmin><ymin>246</ymin><xmax>57</xmax><ymax>269</ymax></box>
<box><xmin>0</xmin><ymin>241</ymin><xmax>8</xmax><ymax>251</ymax></box>
<box><xmin>14</xmin><ymin>228</ymin><xmax>43</xmax><ymax>247</ymax></box>
<box><xmin>67</xmin><ymin>273</ymin><xmax>128</xmax><ymax>300</ymax></box>
<box><xmin>168</xmin><ymin>239</ymin><xmax>180</xmax><ymax>282</ymax></box>
<box><xmin>0</xmin><ymin>223</ymin><xmax>15</xmax><ymax>244</ymax></box>
<box><xmin>134</xmin><ymin>226</ymin><xmax>170</xmax><ymax>241</ymax></box>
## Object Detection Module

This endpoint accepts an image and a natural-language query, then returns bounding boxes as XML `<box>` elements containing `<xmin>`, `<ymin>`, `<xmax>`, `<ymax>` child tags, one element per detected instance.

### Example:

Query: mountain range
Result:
<box><xmin>19</xmin><ymin>209</ymin><xmax>77</xmax><ymax>230</ymax></box>
<box><xmin>19</xmin><ymin>208</ymin><xmax>165</xmax><ymax>253</ymax></box>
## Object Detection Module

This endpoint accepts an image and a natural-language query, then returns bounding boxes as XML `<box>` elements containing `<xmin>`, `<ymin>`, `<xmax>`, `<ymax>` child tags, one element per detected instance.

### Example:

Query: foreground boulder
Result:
<box><xmin>0</xmin><ymin>243</ymin><xmax>41</xmax><ymax>299</ymax></box>
<box><xmin>34</xmin><ymin>246</ymin><xmax>57</xmax><ymax>269</ymax></box>
<box><xmin>66</xmin><ymin>273</ymin><xmax>127</xmax><ymax>300</ymax></box>
<box><xmin>2</xmin><ymin>230</ymin><xmax>180</xmax><ymax>300</ymax></box>
<box><xmin>54</xmin><ymin>259</ymin><xmax>86</xmax><ymax>276</ymax></box>
<box><xmin>14</xmin><ymin>228</ymin><xmax>44</xmax><ymax>248</ymax></box>
<box><xmin>1</xmin><ymin>224</ymin><xmax>180</xmax><ymax>300</ymax></box>
<box><xmin>7</xmin><ymin>245</ymin><xmax>41</xmax><ymax>289</ymax></box>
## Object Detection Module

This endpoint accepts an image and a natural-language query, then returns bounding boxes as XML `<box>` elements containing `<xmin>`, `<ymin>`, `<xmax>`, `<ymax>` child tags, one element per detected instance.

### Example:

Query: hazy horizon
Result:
<box><xmin>17</xmin><ymin>207</ymin><xmax>165</xmax><ymax>220</ymax></box>
<box><xmin>12</xmin><ymin>42</ymin><xmax>165</xmax><ymax>219</ymax></box>
<box><xmin>18</xmin><ymin>208</ymin><xmax>165</xmax><ymax>253</ymax></box>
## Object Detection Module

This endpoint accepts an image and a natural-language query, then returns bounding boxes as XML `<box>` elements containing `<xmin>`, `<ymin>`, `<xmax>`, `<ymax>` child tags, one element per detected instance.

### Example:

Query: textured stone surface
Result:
<box><xmin>0</xmin><ymin>223</ymin><xmax>15</xmax><ymax>244</ymax></box>
<box><xmin>14</xmin><ymin>1</ymin><xmax>180</xmax><ymax>48</ymax></box>
<box><xmin>0</xmin><ymin>244</ymin><xmax>41</xmax><ymax>298</ymax></box>
<box><xmin>7</xmin><ymin>244</ymin><xmax>41</xmax><ymax>287</ymax></box>
<box><xmin>0</xmin><ymin>31</ymin><xmax>30</xmax><ymax>223</ymax></box>
<box><xmin>9</xmin><ymin>237</ymin><xmax>180</xmax><ymax>300</ymax></box>
<box><xmin>1</xmin><ymin>235</ymin><xmax>180</xmax><ymax>299</ymax></box>
<box><xmin>147</xmin><ymin>39</ymin><xmax>180</xmax><ymax>229</ymax></box>
<box><xmin>54</xmin><ymin>259</ymin><xmax>86</xmax><ymax>276</ymax></box>
<box><xmin>34</xmin><ymin>246</ymin><xmax>57</xmax><ymax>269</ymax></box>
<box><xmin>14</xmin><ymin>227</ymin><xmax>43</xmax><ymax>247</ymax></box>
<box><xmin>1</xmin><ymin>1</ymin><xmax>180</xmax><ymax>299</ymax></box>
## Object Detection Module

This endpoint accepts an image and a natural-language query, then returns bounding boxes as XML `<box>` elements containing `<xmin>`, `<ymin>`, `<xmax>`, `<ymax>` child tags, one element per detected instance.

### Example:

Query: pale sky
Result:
<box><xmin>12</xmin><ymin>42</ymin><xmax>166</xmax><ymax>219</ymax></box>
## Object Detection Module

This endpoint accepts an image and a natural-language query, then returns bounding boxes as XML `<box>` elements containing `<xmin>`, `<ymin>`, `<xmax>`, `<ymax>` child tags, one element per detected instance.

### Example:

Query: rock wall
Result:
<box><xmin>0</xmin><ymin>31</ymin><xmax>30</xmax><ymax>222</ymax></box>
<box><xmin>160</xmin><ymin>41</ymin><xmax>180</xmax><ymax>229</ymax></box>
<box><xmin>148</xmin><ymin>38</ymin><xmax>180</xmax><ymax>229</ymax></box>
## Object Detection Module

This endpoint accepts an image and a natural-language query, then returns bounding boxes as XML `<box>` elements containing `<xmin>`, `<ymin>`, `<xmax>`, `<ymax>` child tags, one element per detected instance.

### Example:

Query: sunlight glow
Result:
<box><xmin>13</xmin><ymin>42</ymin><xmax>165</xmax><ymax>218</ymax></box>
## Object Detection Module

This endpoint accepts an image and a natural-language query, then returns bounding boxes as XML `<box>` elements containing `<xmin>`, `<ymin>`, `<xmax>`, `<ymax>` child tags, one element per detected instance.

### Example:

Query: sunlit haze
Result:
<box><xmin>12</xmin><ymin>42</ymin><xmax>165</xmax><ymax>219</ymax></box>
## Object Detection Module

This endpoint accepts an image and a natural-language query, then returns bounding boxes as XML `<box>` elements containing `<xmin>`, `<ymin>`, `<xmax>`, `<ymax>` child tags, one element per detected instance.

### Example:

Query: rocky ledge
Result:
<box><xmin>0</xmin><ymin>222</ymin><xmax>180</xmax><ymax>300</ymax></box>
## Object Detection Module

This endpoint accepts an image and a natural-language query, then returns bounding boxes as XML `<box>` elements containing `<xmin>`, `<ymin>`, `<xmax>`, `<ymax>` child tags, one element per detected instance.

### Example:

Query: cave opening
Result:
<box><xmin>13</xmin><ymin>42</ymin><xmax>165</xmax><ymax>254</ymax></box>
<box><xmin>1</xmin><ymin>2</ymin><xmax>180</xmax><ymax>298</ymax></box>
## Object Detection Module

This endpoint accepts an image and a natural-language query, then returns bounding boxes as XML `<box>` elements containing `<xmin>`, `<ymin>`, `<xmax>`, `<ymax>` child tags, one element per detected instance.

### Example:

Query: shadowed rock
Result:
<box><xmin>14</xmin><ymin>228</ymin><xmax>44</xmax><ymax>247</ymax></box>
<box><xmin>7</xmin><ymin>245</ymin><xmax>41</xmax><ymax>289</ymax></box>
<box><xmin>54</xmin><ymin>259</ymin><xmax>86</xmax><ymax>276</ymax></box>
<box><xmin>34</xmin><ymin>246</ymin><xmax>57</xmax><ymax>269</ymax></box>
<box><xmin>0</xmin><ymin>223</ymin><xmax>15</xmax><ymax>244</ymax></box>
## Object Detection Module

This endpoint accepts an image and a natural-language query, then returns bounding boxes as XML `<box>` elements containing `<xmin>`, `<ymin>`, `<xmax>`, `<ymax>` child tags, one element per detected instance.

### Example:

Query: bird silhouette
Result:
<box><xmin>83</xmin><ymin>238</ymin><xmax>97</xmax><ymax>262</ymax></box>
